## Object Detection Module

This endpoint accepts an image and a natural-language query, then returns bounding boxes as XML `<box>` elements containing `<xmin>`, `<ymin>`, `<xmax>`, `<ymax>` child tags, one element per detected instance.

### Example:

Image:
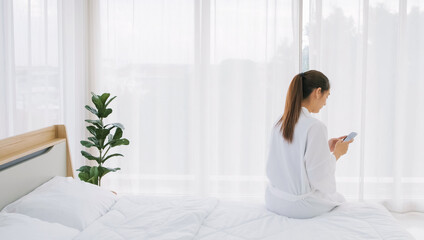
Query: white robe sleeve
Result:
<box><xmin>304</xmin><ymin>122</ymin><xmax>337</xmax><ymax>194</ymax></box>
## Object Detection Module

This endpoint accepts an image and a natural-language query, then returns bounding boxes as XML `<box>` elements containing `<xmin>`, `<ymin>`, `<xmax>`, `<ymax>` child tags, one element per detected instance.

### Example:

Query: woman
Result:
<box><xmin>265</xmin><ymin>70</ymin><xmax>353</xmax><ymax>219</ymax></box>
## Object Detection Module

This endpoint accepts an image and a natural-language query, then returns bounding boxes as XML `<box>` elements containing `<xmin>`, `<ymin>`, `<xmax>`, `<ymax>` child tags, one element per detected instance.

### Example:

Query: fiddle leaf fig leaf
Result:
<box><xmin>99</xmin><ymin>93</ymin><xmax>110</xmax><ymax>105</ymax></box>
<box><xmin>80</xmin><ymin>140</ymin><xmax>95</xmax><ymax>148</ymax></box>
<box><xmin>95</xmin><ymin>128</ymin><xmax>110</xmax><ymax>140</ymax></box>
<box><xmin>88</xmin><ymin>166</ymin><xmax>99</xmax><ymax>185</ymax></box>
<box><xmin>110</xmin><ymin>138</ymin><xmax>129</xmax><ymax>147</ymax></box>
<box><xmin>107</xmin><ymin>134</ymin><xmax>113</xmax><ymax>143</ymax></box>
<box><xmin>98</xmin><ymin>166</ymin><xmax>120</xmax><ymax>178</ymax></box>
<box><xmin>91</xmin><ymin>94</ymin><xmax>104</xmax><ymax>112</ymax></box>
<box><xmin>102</xmin><ymin>108</ymin><xmax>113</xmax><ymax>118</ymax></box>
<box><xmin>105</xmin><ymin>96</ymin><xmax>116</xmax><ymax>107</ymax></box>
<box><xmin>85</xmin><ymin>105</ymin><xmax>98</xmax><ymax>117</ymax></box>
<box><xmin>86</xmin><ymin>126</ymin><xmax>97</xmax><ymax>137</ymax></box>
<box><xmin>113</xmin><ymin>128</ymin><xmax>123</xmax><ymax>140</ymax></box>
<box><xmin>87</xmin><ymin>137</ymin><xmax>101</xmax><ymax>149</ymax></box>
<box><xmin>105</xmin><ymin>122</ymin><xmax>124</xmax><ymax>130</ymax></box>
<box><xmin>76</xmin><ymin>165</ymin><xmax>91</xmax><ymax>173</ymax></box>
<box><xmin>77</xmin><ymin>166</ymin><xmax>91</xmax><ymax>182</ymax></box>
<box><xmin>81</xmin><ymin>151</ymin><xmax>100</xmax><ymax>164</ymax></box>
<box><xmin>102</xmin><ymin>153</ymin><xmax>123</xmax><ymax>163</ymax></box>
<box><xmin>78</xmin><ymin>172</ymin><xmax>90</xmax><ymax>182</ymax></box>
<box><xmin>85</xmin><ymin>119</ymin><xmax>102</xmax><ymax>128</ymax></box>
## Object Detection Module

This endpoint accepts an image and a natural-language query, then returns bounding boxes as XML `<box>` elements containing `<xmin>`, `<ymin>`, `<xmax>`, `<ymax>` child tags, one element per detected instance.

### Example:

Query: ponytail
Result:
<box><xmin>276</xmin><ymin>75</ymin><xmax>303</xmax><ymax>143</ymax></box>
<box><xmin>276</xmin><ymin>70</ymin><xmax>330</xmax><ymax>143</ymax></box>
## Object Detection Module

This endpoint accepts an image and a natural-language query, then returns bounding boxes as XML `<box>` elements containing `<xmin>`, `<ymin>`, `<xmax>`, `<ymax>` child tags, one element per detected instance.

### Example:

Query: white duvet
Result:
<box><xmin>74</xmin><ymin>196</ymin><xmax>218</xmax><ymax>240</ymax></box>
<box><xmin>75</xmin><ymin>196</ymin><xmax>413</xmax><ymax>240</ymax></box>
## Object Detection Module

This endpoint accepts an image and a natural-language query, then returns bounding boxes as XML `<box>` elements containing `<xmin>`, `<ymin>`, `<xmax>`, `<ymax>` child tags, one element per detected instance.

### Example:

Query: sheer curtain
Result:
<box><xmin>305</xmin><ymin>0</ymin><xmax>424</xmax><ymax>212</ymax></box>
<box><xmin>0</xmin><ymin>0</ymin><xmax>88</xmax><ymax>172</ymax></box>
<box><xmin>89</xmin><ymin>0</ymin><xmax>300</xmax><ymax>201</ymax></box>
<box><xmin>91</xmin><ymin>0</ymin><xmax>424</xmax><ymax>211</ymax></box>
<box><xmin>0</xmin><ymin>0</ymin><xmax>62</xmax><ymax>137</ymax></box>
<box><xmin>3</xmin><ymin>0</ymin><xmax>423</xmax><ymax>212</ymax></box>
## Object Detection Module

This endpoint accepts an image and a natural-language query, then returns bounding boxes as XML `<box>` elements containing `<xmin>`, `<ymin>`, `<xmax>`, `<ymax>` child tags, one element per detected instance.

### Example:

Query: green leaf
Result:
<box><xmin>76</xmin><ymin>165</ymin><xmax>91</xmax><ymax>173</ymax></box>
<box><xmin>86</xmin><ymin>126</ymin><xmax>97</xmax><ymax>137</ymax></box>
<box><xmin>88</xmin><ymin>166</ymin><xmax>99</xmax><ymax>185</ymax></box>
<box><xmin>100</xmin><ymin>108</ymin><xmax>113</xmax><ymax>118</ymax></box>
<box><xmin>86</xmin><ymin>137</ymin><xmax>101</xmax><ymax>150</ymax></box>
<box><xmin>107</xmin><ymin>134</ymin><xmax>113</xmax><ymax>143</ymax></box>
<box><xmin>91</xmin><ymin>94</ymin><xmax>104</xmax><ymax>112</ymax></box>
<box><xmin>90</xmin><ymin>166</ymin><xmax>99</xmax><ymax>176</ymax></box>
<box><xmin>105</xmin><ymin>96</ymin><xmax>116</xmax><ymax>107</ymax></box>
<box><xmin>113</xmin><ymin>123</ymin><xmax>124</xmax><ymax>130</ymax></box>
<box><xmin>85</xmin><ymin>105</ymin><xmax>98</xmax><ymax>117</ymax></box>
<box><xmin>80</xmin><ymin>140</ymin><xmax>95</xmax><ymax>148</ymax></box>
<box><xmin>102</xmin><ymin>153</ymin><xmax>124</xmax><ymax>163</ymax></box>
<box><xmin>105</xmin><ymin>122</ymin><xmax>124</xmax><ymax>130</ymax></box>
<box><xmin>99</xmin><ymin>93</ymin><xmax>110</xmax><ymax>105</ymax></box>
<box><xmin>85</xmin><ymin>119</ymin><xmax>102</xmax><ymax>128</ymax></box>
<box><xmin>110</xmin><ymin>138</ymin><xmax>130</xmax><ymax>147</ymax></box>
<box><xmin>113</xmin><ymin>128</ymin><xmax>123</xmax><ymax>140</ymax></box>
<box><xmin>98</xmin><ymin>166</ymin><xmax>120</xmax><ymax>178</ymax></box>
<box><xmin>81</xmin><ymin>151</ymin><xmax>100</xmax><ymax>164</ymax></box>
<box><xmin>95</xmin><ymin>128</ymin><xmax>110</xmax><ymax>140</ymax></box>
<box><xmin>78</xmin><ymin>172</ymin><xmax>90</xmax><ymax>182</ymax></box>
<box><xmin>86</xmin><ymin>128</ymin><xmax>108</xmax><ymax>148</ymax></box>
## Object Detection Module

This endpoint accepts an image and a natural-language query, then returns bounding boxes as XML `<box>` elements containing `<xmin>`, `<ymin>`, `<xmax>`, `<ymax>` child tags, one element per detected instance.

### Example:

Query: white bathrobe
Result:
<box><xmin>265</xmin><ymin>107</ymin><xmax>345</xmax><ymax>219</ymax></box>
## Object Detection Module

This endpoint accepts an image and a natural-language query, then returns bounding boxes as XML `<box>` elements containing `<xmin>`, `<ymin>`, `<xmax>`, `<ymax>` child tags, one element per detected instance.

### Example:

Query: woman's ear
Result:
<box><xmin>315</xmin><ymin>88</ymin><xmax>322</xmax><ymax>99</ymax></box>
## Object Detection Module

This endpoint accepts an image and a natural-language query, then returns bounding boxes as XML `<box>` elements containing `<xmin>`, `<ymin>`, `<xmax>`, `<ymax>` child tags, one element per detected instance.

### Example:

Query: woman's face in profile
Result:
<box><xmin>318</xmin><ymin>89</ymin><xmax>330</xmax><ymax>111</ymax></box>
<box><xmin>312</xmin><ymin>88</ymin><xmax>330</xmax><ymax>113</ymax></box>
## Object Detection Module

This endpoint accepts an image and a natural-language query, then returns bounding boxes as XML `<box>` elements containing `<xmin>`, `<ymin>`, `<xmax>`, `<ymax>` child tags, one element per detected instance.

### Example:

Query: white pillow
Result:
<box><xmin>1</xmin><ymin>176</ymin><xmax>117</xmax><ymax>230</ymax></box>
<box><xmin>0</xmin><ymin>212</ymin><xmax>79</xmax><ymax>240</ymax></box>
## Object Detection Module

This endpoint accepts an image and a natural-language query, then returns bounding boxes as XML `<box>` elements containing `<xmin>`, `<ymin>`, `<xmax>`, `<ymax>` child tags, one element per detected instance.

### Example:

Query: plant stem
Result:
<box><xmin>98</xmin><ymin>117</ymin><xmax>104</xmax><ymax>186</ymax></box>
<box><xmin>102</xmin><ymin>146</ymin><xmax>111</xmax><ymax>161</ymax></box>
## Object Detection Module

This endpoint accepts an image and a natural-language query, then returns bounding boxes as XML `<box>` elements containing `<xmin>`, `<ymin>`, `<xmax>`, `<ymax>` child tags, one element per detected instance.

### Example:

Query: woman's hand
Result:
<box><xmin>333</xmin><ymin>138</ymin><xmax>354</xmax><ymax>160</ymax></box>
<box><xmin>328</xmin><ymin>136</ymin><xmax>346</xmax><ymax>152</ymax></box>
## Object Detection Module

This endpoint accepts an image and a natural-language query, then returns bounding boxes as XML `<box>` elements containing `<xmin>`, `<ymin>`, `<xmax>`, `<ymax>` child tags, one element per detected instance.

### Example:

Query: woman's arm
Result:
<box><xmin>328</xmin><ymin>136</ymin><xmax>346</xmax><ymax>152</ymax></box>
<box><xmin>304</xmin><ymin>123</ymin><xmax>337</xmax><ymax>194</ymax></box>
<box><xmin>333</xmin><ymin>139</ymin><xmax>353</xmax><ymax>160</ymax></box>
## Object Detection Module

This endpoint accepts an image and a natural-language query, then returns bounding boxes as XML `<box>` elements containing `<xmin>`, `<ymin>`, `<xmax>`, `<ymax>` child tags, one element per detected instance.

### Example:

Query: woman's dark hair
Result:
<box><xmin>276</xmin><ymin>70</ymin><xmax>330</xmax><ymax>143</ymax></box>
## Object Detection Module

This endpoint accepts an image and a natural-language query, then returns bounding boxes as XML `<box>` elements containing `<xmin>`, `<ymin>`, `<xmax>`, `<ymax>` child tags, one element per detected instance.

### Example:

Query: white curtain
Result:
<box><xmin>89</xmin><ymin>0</ymin><xmax>300</xmax><ymax>201</ymax></box>
<box><xmin>91</xmin><ymin>0</ymin><xmax>424</xmax><ymax>211</ymax></box>
<box><xmin>0</xmin><ymin>0</ymin><xmax>88</xmax><ymax>173</ymax></box>
<box><xmin>305</xmin><ymin>0</ymin><xmax>424</xmax><ymax>212</ymax></box>
<box><xmin>2</xmin><ymin>0</ymin><xmax>423</xmax><ymax>212</ymax></box>
<box><xmin>0</xmin><ymin>0</ymin><xmax>62</xmax><ymax>137</ymax></box>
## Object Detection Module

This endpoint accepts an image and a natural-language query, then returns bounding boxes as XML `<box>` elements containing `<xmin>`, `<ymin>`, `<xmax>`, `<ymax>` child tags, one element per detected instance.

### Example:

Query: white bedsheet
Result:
<box><xmin>74</xmin><ymin>196</ymin><xmax>218</xmax><ymax>240</ymax></box>
<box><xmin>195</xmin><ymin>201</ymin><xmax>414</xmax><ymax>240</ymax></box>
<box><xmin>75</xmin><ymin>196</ymin><xmax>413</xmax><ymax>240</ymax></box>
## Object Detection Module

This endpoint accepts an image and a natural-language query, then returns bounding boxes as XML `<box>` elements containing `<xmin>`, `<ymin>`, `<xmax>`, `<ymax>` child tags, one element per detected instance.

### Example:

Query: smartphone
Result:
<box><xmin>343</xmin><ymin>132</ymin><xmax>357</xmax><ymax>142</ymax></box>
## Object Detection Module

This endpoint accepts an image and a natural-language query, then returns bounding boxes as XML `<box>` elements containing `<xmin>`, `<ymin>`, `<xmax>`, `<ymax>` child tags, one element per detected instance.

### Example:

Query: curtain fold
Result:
<box><xmin>0</xmin><ymin>0</ymin><xmax>16</xmax><ymax>138</ymax></box>
<box><xmin>306</xmin><ymin>0</ymin><xmax>424</xmax><ymax>212</ymax></box>
<box><xmin>0</xmin><ymin>0</ymin><xmax>88</xmax><ymax>175</ymax></box>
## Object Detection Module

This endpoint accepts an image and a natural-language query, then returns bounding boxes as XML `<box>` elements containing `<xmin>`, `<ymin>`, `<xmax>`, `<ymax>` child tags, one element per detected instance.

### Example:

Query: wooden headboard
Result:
<box><xmin>0</xmin><ymin>125</ymin><xmax>74</xmax><ymax>209</ymax></box>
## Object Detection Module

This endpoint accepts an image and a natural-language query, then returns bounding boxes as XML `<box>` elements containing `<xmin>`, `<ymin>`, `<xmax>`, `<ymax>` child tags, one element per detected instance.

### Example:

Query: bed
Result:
<box><xmin>0</xmin><ymin>126</ymin><xmax>414</xmax><ymax>240</ymax></box>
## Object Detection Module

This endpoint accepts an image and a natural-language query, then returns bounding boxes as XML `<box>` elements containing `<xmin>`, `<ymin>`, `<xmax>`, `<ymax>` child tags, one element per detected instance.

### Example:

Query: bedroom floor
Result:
<box><xmin>391</xmin><ymin>212</ymin><xmax>424</xmax><ymax>239</ymax></box>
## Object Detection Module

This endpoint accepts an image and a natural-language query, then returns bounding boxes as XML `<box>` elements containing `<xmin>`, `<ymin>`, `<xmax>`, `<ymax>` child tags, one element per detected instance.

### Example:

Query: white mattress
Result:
<box><xmin>74</xmin><ymin>196</ymin><xmax>413</xmax><ymax>240</ymax></box>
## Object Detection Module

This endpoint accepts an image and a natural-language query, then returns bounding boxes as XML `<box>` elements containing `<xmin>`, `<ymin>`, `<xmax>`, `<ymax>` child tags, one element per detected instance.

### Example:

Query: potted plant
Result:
<box><xmin>77</xmin><ymin>92</ymin><xmax>130</xmax><ymax>186</ymax></box>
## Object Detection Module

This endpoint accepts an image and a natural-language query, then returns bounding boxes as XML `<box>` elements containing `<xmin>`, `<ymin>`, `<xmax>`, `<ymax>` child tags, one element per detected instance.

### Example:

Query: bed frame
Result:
<box><xmin>0</xmin><ymin>125</ymin><xmax>73</xmax><ymax>209</ymax></box>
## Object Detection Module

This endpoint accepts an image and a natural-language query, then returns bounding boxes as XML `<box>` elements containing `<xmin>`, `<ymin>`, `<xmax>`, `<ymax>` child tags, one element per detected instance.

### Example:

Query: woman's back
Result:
<box><xmin>266</xmin><ymin>107</ymin><xmax>318</xmax><ymax>196</ymax></box>
<box><xmin>266</xmin><ymin>107</ymin><xmax>345</xmax><ymax>218</ymax></box>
